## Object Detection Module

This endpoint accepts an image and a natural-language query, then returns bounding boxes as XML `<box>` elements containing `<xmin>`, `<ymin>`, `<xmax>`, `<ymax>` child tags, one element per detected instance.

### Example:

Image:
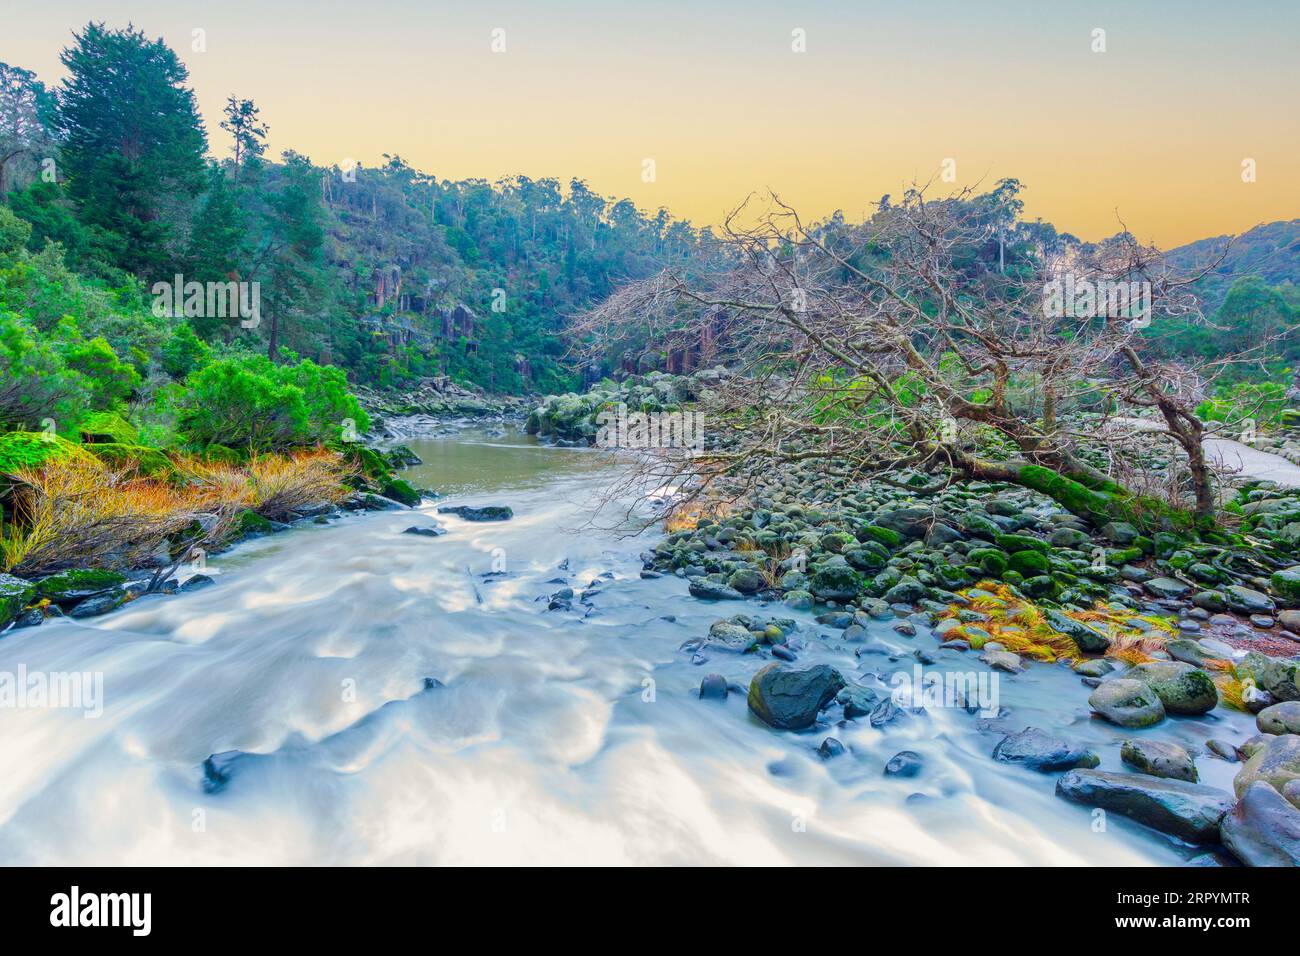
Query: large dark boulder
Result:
<box><xmin>992</xmin><ymin>727</ymin><xmax>1099</xmax><ymax>772</ymax></box>
<box><xmin>1220</xmin><ymin>781</ymin><xmax>1300</xmax><ymax>866</ymax></box>
<box><xmin>1126</xmin><ymin>661</ymin><xmax>1218</xmax><ymax>715</ymax></box>
<box><xmin>747</xmin><ymin>663</ymin><xmax>846</xmax><ymax>730</ymax></box>
<box><xmin>1044</xmin><ymin>609</ymin><xmax>1110</xmax><ymax>654</ymax></box>
<box><xmin>1088</xmin><ymin>678</ymin><xmax>1166</xmax><ymax>728</ymax></box>
<box><xmin>1055</xmin><ymin>769</ymin><xmax>1233</xmax><ymax>844</ymax></box>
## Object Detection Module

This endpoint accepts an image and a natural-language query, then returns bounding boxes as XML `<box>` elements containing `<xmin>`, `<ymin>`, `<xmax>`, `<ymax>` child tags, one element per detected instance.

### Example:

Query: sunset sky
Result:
<box><xmin>4</xmin><ymin>0</ymin><xmax>1297</xmax><ymax>247</ymax></box>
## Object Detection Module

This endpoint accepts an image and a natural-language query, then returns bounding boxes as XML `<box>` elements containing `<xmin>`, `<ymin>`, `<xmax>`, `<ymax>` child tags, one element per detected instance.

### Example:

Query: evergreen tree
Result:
<box><xmin>53</xmin><ymin>22</ymin><xmax>207</xmax><ymax>277</ymax></box>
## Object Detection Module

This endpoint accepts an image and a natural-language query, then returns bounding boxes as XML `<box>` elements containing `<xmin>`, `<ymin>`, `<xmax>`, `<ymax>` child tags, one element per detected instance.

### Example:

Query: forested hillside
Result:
<box><xmin>0</xmin><ymin>22</ymin><xmax>718</xmax><ymax>408</ymax></box>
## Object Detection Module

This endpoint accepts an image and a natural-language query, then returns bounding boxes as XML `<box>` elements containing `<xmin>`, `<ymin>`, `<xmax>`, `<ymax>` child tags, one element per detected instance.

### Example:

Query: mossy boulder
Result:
<box><xmin>1045</xmin><ymin>609</ymin><xmax>1111</xmax><ymax>653</ymax></box>
<box><xmin>380</xmin><ymin>477</ymin><xmax>421</xmax><ymax>506</ymax></box>
<box><xmin>994</xmin><ymin>533</ymin><xmax>1050</xmax><ymax>555</ymax></box>
<box><xmin>1233</xmin><ymin>734</ymin><xmax>1300</xmax><ymax>799</ymax></box>
<box><xmin>79</xmin><ymin>410</ymin><xmax>139</xmax><ymax>444</ymax></box>
<box><xmin>35</xmin><ymin>569</ymin><xmax>126</xmax><ymax>606</ymax></box>
<box><xmin>856</xmin><ymin>524</ymin><xmax>901</xmax><ymax>548</ymax></box>
<box><xmin>968</xmin><ymin>547</ymin><xmax>1009</xmax><ymax>576</ymax></box>
<box><xmin>235</xmin><ymin>509</ymin><xmax>275</xmax><ymax>537</ymax></box>
<box><xmin>0</xmin><ymin>573</ymin><xmax>37</xmax><ymax>630</ymax></box>
<box><xmin>747</xmin><ymin>663</ymin><xmax>846</xmax><ymax>730</ymax></box>
<box><xmin>1127</xmin><ymin>661</ymin><xmax>1218</xmax><ymax>715</ymax></box>
<box><xmin>727</xmin><ymin>567</ymin><xmax>763</xmax><ymax>594</ymax></box>
<box><xmin>347</xmin><ymin>445</ymin><xmax>391</xmax><ymax>480</ymax></box>
<box><xmin>1271</xmin><ymin>566</ymin><xmax>1300</xmax><ymax>603</ymax></box>
<box><xmin>809</xmin><ymin>561</ymin><xmax>861</xmax><ymax>602</ymax></box>
<box><xmin>1237</xmin><ymin>652</ymin><xmax>1300</xmax><ymax>702</ymax></box>
<box><xmin>1008</xmin><ymin>550</ymin><xmax>1049</xmax><ymax>576</ymax></box>
<box><xmin>0</xmin><ymin>431</ymin><xmax>86</xmax><ymax>476</ymax></box>
<box><xmin>1088</xmin><ymin>678</ymin><xmax>1166</xmax><ymax>727</ymax></box>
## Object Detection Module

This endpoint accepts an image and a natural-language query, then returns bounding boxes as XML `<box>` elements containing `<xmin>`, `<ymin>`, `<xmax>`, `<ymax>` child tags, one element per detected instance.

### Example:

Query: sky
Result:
<box><xmin>3</xmin><ymin>0</ymin><xmax>1298</xmax><ymax>248</ymax></box>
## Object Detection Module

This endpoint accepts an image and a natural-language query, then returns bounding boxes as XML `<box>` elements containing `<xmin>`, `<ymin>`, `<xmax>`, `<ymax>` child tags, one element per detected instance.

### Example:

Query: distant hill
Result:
<box><xmin>1165</xmin><ymin>219</ymin><xmax>1300</xmax><ymax>311</ymax></box>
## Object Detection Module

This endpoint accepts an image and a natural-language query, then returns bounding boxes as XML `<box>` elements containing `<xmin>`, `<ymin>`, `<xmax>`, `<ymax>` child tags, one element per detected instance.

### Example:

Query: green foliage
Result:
<box><xmin>178</xmin><ymin>355</ymin><xmax>370</xmax><ymax>451</ymax></box>
<box><xmin>53</xmin><ymin>22</ymin><xmax>207</xmax><ymax>275</ymax></box>
<box><xmin>0</xmin><ymin>431</ymin><xmax>83</xmax><ymax>475</ymax></box>
<box><xmin>1197</xmin><ymin>378</ymin><xmax>1290</xmax><ymax>428</ymax></box>
<box><xmin>79</xmin><ymin>410</ymin><xmax>139</xmax><ymax>443</ymax></box>
<box><xmin>0</xmin><ymin>206</ymin><xmax>32</xmax><ymax>256</ymax></box>
<box><xmin>85</xmin><ymin>442</ymin><xmax>176</xmax><ymax>477</ymax></box>
<box><xmin>0</xmin><ymin>310</ymin><xmax>89</xmax><ymax>430</ymax></box>
<box><xmin>56</xmin><ymin>325</ymin><xmax>141</xmax><ymax>409</ymax></box>
<box><xmin>160</xmin><ymin>322</ymin><xmax>211</xmax><ymax>379</ymax></box>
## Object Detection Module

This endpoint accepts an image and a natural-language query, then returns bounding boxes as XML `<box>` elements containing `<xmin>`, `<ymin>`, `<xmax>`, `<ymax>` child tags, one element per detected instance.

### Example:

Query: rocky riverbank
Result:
<box><xmin>354</xmin><ymin>378</ymin><xmax>531</xmax><ymax>441</ymax></box>
<box><xmin>634</xmin><ymin>452</ymin><xmax>1300</xmax><ymax>865</ymax></box>
<box><xmin>0</xmin><ymin>444</ymin><xmax>437</xmax><ymax>634</ymax></box>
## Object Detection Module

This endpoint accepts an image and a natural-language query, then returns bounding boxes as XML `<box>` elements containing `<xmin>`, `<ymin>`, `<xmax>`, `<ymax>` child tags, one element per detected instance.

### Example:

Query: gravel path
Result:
<box><xmin>1110</xmin><ymin>417</ymin><xmax>1300</xmax><ymax>489</ymax></box>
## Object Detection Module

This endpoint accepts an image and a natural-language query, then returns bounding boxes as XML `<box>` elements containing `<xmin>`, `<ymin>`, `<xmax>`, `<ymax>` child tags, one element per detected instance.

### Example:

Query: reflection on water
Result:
<box><xmin>394</xmin><ymin>426</ymin><xmax>612</xmax><ymax>497</ymax></box>
<box><xmin>0</xmin><ymin>427</ymin><xmax>1257</xmax><ymax>864</ymax></box>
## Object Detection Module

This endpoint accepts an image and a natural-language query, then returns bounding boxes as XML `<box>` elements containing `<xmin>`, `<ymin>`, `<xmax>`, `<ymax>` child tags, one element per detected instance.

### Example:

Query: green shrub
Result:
<box><xmin>79</xmin><ymin>410</ymin><xmax>139</xmax><ymax>443</ymax></box>
<box><xmin>0</xmin><ymin>312</ymin><xmax>91</xmax><ymax>431</ymax></box>
<box><xmin>179</xmin><ymin>355</ymin><xmax>370</xmax><ymax>451</ymax></box>
<box><xmin>0</xmin><ymin>431</ymin><xmax>86</xmax><ymax>475</ymax></box>
<box><xmin>160</xmin><ymin>322</ymin><xmax>211</xmax><ymax>379</ymax></box>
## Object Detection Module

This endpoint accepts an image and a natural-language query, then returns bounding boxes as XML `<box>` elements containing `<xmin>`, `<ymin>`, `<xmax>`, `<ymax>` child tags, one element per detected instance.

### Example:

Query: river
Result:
<box><xmin>0</xmin><ymin>426</ymin><xmax>1255</xmax><ymax>864</ymax></box>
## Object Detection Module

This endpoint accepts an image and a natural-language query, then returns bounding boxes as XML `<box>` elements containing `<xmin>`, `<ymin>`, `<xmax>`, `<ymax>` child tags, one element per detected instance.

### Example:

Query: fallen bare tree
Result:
<box><xmin>571</xmin><ymin>181</ymin><xmax>1261</xmax><ymax>532</ymax></box>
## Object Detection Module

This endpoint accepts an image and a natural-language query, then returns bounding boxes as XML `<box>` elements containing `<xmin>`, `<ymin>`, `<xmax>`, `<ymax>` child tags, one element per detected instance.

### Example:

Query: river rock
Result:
<box><xmin>0</xmin><ymin>573</ymin><xmax>35</xmax><ymax>631</ymax></box>
<box><xmin>818</xmin><ymin>737</ymin><xmax>846</xmax><ymax>759</ymax></box>
<box><xmin>1045</xmin><ymin>609</ymin><xmax>1111</xmax><ymax>653</ymax></box>
<box><xmin>1126</xmin><ymin>661</ymin><xmax>1218</xmax><ymax>715</ymax></box>
<box><xmin>727</xmin><ymin>567</ymin><xmax>763</xmax><ymax>594</ymax></box>
<box><xmin>836</xmin><ymin>683</ymin><xmax>880</xmax><ymax>719</ymax></box>
<box><xmin>1146</xmin><ymin>577</ymin><xmax>1191</xmax><ymax>600</ymax></box>
<box><xmin>1233</xmin><ymin>733</ymin><xmax>1300</xmax><ymax>798</ymax></box>
<box><xmin>808</xmin><ymin>560</ymin><xmax>860</xmax><ymax>602</ymax></box>
<box><xmin>747</xmin><ymin>663</ymin><xmax>846</xmax><ymax>730</ymax></box>
<box><xmin>1121</xmin><ymin>739</ymin><xmax>1198</xmax><ymax>782</ymax></box>
<box><xmin>1236</xmin><ymin>652</ymin><xmax>1300</xmax><ymax>702</ymax></box>
<box><xmin>1220</xmin><ymin>781</ymin><xmax>1300</xmax><ymax>866</ymax></box>
<box><xmin>68</xmin><ymin>590</ymin><xmax>126</xmax><ymax>618</ymax></box>
<box><xmin>698</xmin><ymin>674</ymin><xmax>728</xmax><ymax>701</ymax></box>
<box><xmin>1089</xmin><ymin>678</ymin><xmax>1166</xmax><ymax>727</ymax></box>
<box><xmin>1257</xmin><ymin>701</ymin><xmax>1300</xmax><ymax>735</ymax></box>
<box><xmin>885</xmin><ymin>750</ymin><xmax>923</xmax><ymax>777</ymax></box>
<box><xmin>1224</xmin><ymin>584</ymin><xmax>1275</xmax><ymax>615</ymax></box>
<box><xmin>436</xmin><ymin>505</ymin><xmax>513</xmax><ymax>521</ymax></box>
<box><xmin>980</xmin><ymin>648</ymin><xmax>1023</xmax><ymax>673</ymax></box>
<box><xmin>783</xmin><ymin>589</ymin><xmax>813</xmax><ymax>610</ymax></box>
<box><xmin>402</xmin><ymin>525</ymin><xmax>446</xmax><ymax>537</ymax></box>
<box><xmin>688</xmin><ymin>577</ymin><xmax>744</xmax><ymax>601</ymax></box>
<box><xmin>992</xmin><ymin>727</ymin><xmax>1099</xmax><ymax>772</ymax></box>
<box><xmin>1055</xmin><ymin>769</ymin><xmax>1234</xmax><ymax>843</ymax></box>
<box><xmin>1072</xmin><ymin>658</ymin><xmax>1115</xmax><ymax>678</ymax></box>
<box><xmin>1271</xmin><ymin>566</ymin><xmax>1300</xmax><ymax>603</ymax></box>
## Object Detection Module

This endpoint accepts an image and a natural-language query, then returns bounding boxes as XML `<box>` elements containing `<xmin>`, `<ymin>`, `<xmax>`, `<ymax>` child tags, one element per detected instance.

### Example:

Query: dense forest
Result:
<box><xmin>0</xmin><ymin>22</ymin><xmax>718</xmax><ymax>426</ymax></box>
<box><xmin>1</xmin><ymin>21</ymin><xmax>1295</xmax><ymax>458</ymax></box>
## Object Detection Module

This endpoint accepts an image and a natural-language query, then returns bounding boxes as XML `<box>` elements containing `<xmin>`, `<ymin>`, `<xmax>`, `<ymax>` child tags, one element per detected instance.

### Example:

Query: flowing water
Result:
<box><xmin>0</xmin><ymin>427</ymin><xmax>1256</xmax><ymax>865</ymax></box>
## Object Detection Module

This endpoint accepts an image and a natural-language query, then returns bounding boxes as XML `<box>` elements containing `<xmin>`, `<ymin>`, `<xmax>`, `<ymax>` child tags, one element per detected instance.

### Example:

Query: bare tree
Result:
<box><xmin>571</xmin><ymin>183</ymin><xmax>1247</xmax><ymax>531</ymax></box>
